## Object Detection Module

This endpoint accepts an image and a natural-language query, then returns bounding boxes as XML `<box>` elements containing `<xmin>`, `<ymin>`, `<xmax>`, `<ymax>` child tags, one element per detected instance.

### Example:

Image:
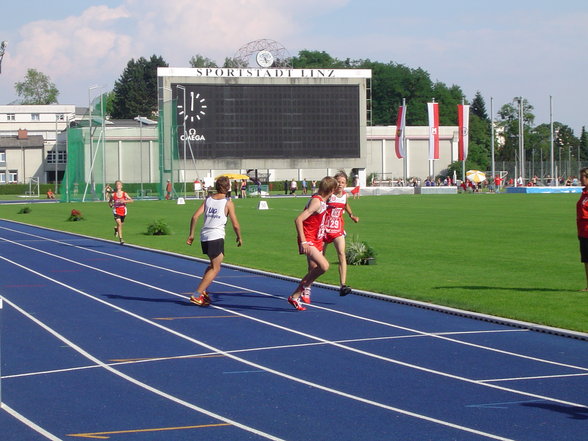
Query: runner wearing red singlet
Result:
<box><xmin>323</xmin><ymin>171</ymin><xmax>359</xmax><ymax>296</ymax></box>
<box><xmin>288</xmin><ymin>176</ymin><xmax>338</xmax><ymax>311</ymax></box>
<box><xmin>576</xmin><ymin>168</ymin><xmax>588</xmax><ymax>291</ymax></box>
<box><xmin>108</xmin><ymin>180</ymin><xmax>133</xmax><ymax>245</ymax></box>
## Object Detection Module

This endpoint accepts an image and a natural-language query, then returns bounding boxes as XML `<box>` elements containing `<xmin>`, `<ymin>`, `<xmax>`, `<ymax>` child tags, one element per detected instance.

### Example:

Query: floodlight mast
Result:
<box><xmin>0</xmin><ymin>41</ymin><xmax>7</xmax><ymax>74</ymax></box>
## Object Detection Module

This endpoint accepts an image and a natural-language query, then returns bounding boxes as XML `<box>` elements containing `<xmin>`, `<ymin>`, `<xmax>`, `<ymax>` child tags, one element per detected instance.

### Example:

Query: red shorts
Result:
<box><xmin>298</xmin><ymin>237</ymin><xmax>324</xmax><ymax>254</ymax></box>
<box><xmin>323</xmin><ymin>230</ymin><xmax>346</xmax><ymax>244</ymax></box>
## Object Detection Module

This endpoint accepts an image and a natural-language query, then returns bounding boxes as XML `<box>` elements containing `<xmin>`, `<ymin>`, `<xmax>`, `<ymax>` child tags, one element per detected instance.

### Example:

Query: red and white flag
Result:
<box><xmin>458</xmin><ymin>104</ymin><xmax>470</xmax><ymax>161</ymax></box>
<box><xmin>428</xmin><ymin>102</ymin><xmax>439</xmax><ymax>160</ymax></box>
<box><xmin>394</xmin><ymin>104</ymin><xmax>407</xmax><ymax>158</ymax></box>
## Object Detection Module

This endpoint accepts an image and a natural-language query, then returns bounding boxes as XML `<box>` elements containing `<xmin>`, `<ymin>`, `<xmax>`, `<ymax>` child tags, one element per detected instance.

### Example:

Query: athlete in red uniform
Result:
<box><xmin>323</xmin><ymin>171</ymin><xmax>359</xmax><ymax>296</ymax></box>
<box><xmin>577</xmin><ymin>168</ymin><xmax>588</xmax><ymax>291</ymax></box>
<box><xmin>108</xmin><ymin>180</ymin><xmax>133</xmax><ymax>245</ymax></box>
<box><xmin>288</xmin><ymin>176</ymin><xmax>338</xmax><ymax>311</ymax></box>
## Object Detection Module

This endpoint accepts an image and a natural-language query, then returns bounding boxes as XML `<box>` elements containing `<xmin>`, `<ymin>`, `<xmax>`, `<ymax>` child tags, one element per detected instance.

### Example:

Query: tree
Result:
<box><xmin>189</xmin><ymin>54</ymin><xmax>218</xmax><ymax>68</ymax></box>
<box><xmin>580</xmin><ymin>127</ymin><xmax>588</xmax><ymax>160</ymax></box>
<box><xmin>222</xmin><ymin>57</ymin><xmax>248</xmax><ymax>68</ymax></box>
<box><xmin>111</xmin><ymin>55</ymin><xmax>168</xmax><ymax>119</ymax></box>
<box><xmin>14</xmin><ymin>68</ymin><xmax>59</xmax><ymax>104</ymax></box>
<box><xmin>495</xmin><ymin>98</ymin><xmax>535</xmax><ymax>162</ymax></box>
<box><xmin>471</xmin><ymin>91</ymin><xmax>488</xmax><ymax>120</ymax></box>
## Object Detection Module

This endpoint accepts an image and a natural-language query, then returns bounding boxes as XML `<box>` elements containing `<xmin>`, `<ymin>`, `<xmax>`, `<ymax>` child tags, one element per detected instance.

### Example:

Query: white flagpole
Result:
<box><xmin>491</xmin><ymin>97</ymin><xmax>495</xmax><ymax>185</ymax></box>
<box><xmin>550</xmin><ymin>96</ymin><xmax>554</xmax><ymax>185</ymax></box>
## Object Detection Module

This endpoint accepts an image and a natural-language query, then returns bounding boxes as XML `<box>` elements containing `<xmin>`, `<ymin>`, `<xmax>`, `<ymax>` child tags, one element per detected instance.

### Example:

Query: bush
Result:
<box><xmin>67</xmin><ymin>209</ymin><xmax>84</xmax><ymax>221</ymax></box>
<box><xmin>146</xmin><ymin>219</ymin><xmax>171</xmax><ymax>236</ymax></box>
<box><xmin>18</xmin><ymin>206</ymin><xmax>32</xmax><ymax>214</ymax></box>
<box><xmin>345</xmin><ymin>235</ymin><xmax>376</xmax><ymax>265</ymax></box>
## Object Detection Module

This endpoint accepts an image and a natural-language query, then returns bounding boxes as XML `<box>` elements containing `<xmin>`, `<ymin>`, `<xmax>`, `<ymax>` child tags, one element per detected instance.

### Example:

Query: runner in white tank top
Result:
<box><xmin>187</xmin><ymin>176</ymin><xmax>242</xmax><ymax>306</ymax></box>
<box><xmin>200</xmin><ymin>196</ymin><xmax>228</xmax><ymax>242</ymax></box>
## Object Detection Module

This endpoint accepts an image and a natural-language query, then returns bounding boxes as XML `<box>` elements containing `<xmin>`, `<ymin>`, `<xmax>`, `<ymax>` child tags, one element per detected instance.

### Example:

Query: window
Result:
<box><xmin>31</xmin><ymin>113</ymin><xmax>40</xmax><ymax>121</ymax></box>
<box><xmin>0</xmin><ymin>172</ymin><xmax>5</xmax><ymax>184</ymax></box>
<box><xmin>6</xmin><ymin>113</ymin><xmax>15</xmax><ymax>121</ymax></box>
<box><xmin>0</xmin><ymin>150</ymin><xmax>5</xmax><ymax>163</ymax></box>
<box><xmin>8</xmin><ymin>170</ymin><xmax>17</xmax><ymax>183</ymax></box>
<box><xmin>56</xmin><ymin>114</ymin><xmax>64</xmax><ymax>121</ymax></box>
<box><xmin>47</xmin><ymin>150</ymin><xmax>67</xmax><ymax>164</ymax></box>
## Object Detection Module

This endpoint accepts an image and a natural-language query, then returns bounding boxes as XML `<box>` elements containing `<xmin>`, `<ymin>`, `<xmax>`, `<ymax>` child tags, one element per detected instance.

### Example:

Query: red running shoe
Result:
<box><xmin>190</xmin><ymin>291</ymin><xmax>211</xmax><ymax>306</ymax></box>
<box><xmin>300</xmin><ymin>286</ymin><xmax>311</xmax><ymax>304</ymax></box>
<box><xmin>288</xmin><ymin>295</ymin><xmax>306</xmax><ymax>311</ymax></box>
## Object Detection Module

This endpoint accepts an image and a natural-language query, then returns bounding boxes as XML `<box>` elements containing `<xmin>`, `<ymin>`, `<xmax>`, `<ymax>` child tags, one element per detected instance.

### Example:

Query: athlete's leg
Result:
<box><xmin>332</xmin><ymin>236</ymin><xmax>347</xmax><ymax>287</ymax></box>
<box><xmin>196</xmin><ymin>253</ymin><xmax>224</xmax><ymax>294</ymax></box>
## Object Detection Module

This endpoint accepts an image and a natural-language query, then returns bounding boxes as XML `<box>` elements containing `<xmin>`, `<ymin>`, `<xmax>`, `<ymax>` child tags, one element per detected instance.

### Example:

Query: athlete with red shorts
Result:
<box><xmin>323</xmin><ymin>171</ymin><xmax>359</xmax><ymax>296</ymax></box>
<box><xmin>288</xmin><ymin>176</ymin><xmax>338</xmax><ymax>311</ymax></box>
<box><xmin>108</xmin><ymin>180</ymin><xmax>133</xmax><ymax>245</ymax></box>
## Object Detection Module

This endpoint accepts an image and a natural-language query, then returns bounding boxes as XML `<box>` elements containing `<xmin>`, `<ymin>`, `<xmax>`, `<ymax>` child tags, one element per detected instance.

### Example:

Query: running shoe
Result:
<box><xmin>113</xmin><ymin>227</ymin><xmax>118</xmax><ymax>237</ymax></box>
<box><xmin>287</xmin><ymin>295</ymin><xmax>306</xmax><ymax>311</ymax></box>
<box><xmin>300</xmin><ymin>286</ymin><xmax>312</xmax><ymax>304</ymax></box>
<box><xmin>339</xmin><ymin>285</ymin><xmax>352</xmax><ymax>296</ymax></box>
<box><xmin>190</xmin><ymin>291</ymin><xmax>211</xmax><ymax>306</ymax></box>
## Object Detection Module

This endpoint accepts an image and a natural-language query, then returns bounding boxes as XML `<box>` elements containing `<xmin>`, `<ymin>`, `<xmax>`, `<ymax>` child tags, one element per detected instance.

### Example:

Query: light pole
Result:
<box><xmin>176</xmin><ymin>84</ymin><xmax>187</xmax><ymax>197</ymax></box>
<box><xmin>54</xmin><ymin>114</ymin><xmax>59</xmax><ymax>193</ymax></box>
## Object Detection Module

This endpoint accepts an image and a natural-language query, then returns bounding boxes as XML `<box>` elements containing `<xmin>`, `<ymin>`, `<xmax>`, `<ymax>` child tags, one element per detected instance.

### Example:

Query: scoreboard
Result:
<box><xmin>172</xmin><ymin>83</ymin><xmax>361</xmax><ymax>160</ymax></box>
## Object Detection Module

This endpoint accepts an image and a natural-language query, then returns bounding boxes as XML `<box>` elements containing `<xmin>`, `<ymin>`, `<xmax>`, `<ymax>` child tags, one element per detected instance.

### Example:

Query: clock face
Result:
<box><xmin>256</xmin><ymin>50</ymin><xmax>274</xmax><ymax>68</ymax></box>
<box><xmin>177</xmin><ymin>91</ymin><xmax>207</xmax><ymax>123</ymax></box>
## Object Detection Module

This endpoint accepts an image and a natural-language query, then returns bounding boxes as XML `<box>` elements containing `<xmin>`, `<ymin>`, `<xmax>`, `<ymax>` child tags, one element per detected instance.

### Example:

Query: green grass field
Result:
<box><xmin>1</xmin><ymin>193</ymin><xmax>586</xmax><ymax>333</ymax></box>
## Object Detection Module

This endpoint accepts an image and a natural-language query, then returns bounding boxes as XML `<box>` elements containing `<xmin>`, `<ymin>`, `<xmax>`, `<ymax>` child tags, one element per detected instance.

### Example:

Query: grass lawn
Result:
<box><xmin>1</xmin><ymin>193</ymin><xmax>586</xmax><ymax>333</ymax></box>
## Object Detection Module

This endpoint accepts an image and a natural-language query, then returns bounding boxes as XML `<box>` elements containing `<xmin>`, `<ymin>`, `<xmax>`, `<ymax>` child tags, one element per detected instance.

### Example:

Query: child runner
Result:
<box><xmin>323</xmin><ymin>171</ymin><xmax>359</xmax><ymax>296</ymax></box>
<box><xmin>186</xmin><ymin>176</ymin><xmax>242</xmax><ymax>306</ymax></box>
<box><xmin>288</xmin><ymin>176</ymin><xmax>338</xmax><ymax>311</ymax></box>
<box><xmin>109</xmin><ymin>180</ymin><xmax>133</xmax><ymax>245</ymax></box>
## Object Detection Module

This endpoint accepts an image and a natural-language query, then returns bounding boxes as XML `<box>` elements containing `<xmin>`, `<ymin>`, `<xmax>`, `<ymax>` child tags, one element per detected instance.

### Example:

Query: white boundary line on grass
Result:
<box><xmin>2</xmin><ymin>237</ymin><xmax>588</xmax><ymax>411</ymax></box>
<box><xmin>0</xmin><ymin>260</ymin><xmax>519</xmax><ymax>441</ymax></box>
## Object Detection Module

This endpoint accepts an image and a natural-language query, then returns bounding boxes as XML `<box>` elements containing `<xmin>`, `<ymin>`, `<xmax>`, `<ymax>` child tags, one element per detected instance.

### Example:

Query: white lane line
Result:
<box><xmin>2</xmin><ymin>330</ymin><xmax>527</xmax><ymax>380</ymax></box>
<box><xmin>481</xmin><ymin>372</ymin><xmax>588</xmax><ymax>383</ymax></box>
<box><xmin>1</xmin><ymin>227</ymin><xmax>584</xmax><ymax>374</ymax></box>
<box><xmin>2</xmin><ymin>297</ymin><xmax>285</xmax><ymax>441</ymax></box>
<box><xmin>2</xmin><ymin>237</ymin><xmax>587</xmax><ymax>410</ymax></box>
<box><xmin>1</xmin><ymin>402</ymin><xmax>62</xmax><ymax>441</ymax></box>
<box><xmin>0</xmin><ymin>256</ymin><xmax>520</xmax><ymax>441</ymax></box>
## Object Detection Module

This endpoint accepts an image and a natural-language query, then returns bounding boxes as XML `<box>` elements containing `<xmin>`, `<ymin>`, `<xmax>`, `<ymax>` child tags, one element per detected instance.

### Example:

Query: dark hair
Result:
<box><xmin>215</xmin><ymin>176</ymin><xmax>231</xmax><ymax>193</ymax></box>
<box><xmin>580</xmin><ymin>168</ymin><xmax>588</xmax><ymax>178</ymax></box>
<box><xmin>317</xmin><ymin>176</ymin><xmax>338</xmax><ymax>196</ymax></box>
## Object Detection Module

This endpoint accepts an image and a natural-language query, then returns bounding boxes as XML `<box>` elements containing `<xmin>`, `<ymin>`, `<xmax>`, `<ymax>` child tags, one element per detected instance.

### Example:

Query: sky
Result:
<box><xmin>1</xmin><ymin>0</ymin><xmax>587</xmax><ymax>134</ymax></box>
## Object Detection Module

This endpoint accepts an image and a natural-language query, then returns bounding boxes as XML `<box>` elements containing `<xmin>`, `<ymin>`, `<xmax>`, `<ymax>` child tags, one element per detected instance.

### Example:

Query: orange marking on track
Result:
<box><xmin>67</xmin><ymin>423</ymin><xmax>231</xmax><ymax>438</ymax></box>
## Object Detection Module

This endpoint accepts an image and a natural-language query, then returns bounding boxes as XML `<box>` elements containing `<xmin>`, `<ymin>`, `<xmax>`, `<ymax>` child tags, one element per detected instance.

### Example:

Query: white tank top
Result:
<box><xmin>200</xmin><ymin>197</ymin><xmax>228</xmax><ymax>241</ymax></box>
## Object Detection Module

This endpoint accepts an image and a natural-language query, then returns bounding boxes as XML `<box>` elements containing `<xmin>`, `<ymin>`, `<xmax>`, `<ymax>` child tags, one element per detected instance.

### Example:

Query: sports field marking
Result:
<box><xmin>67</xmin><ymin>423</ymin><xmax>231</xmax><ymax>439</ymax></box>
<box><xmin>1</xmin><ymin>402</ymin><xmax>62</xmax><ymax>441</ymax></box>
<box><xmin>1</xmin><ymin>329</ymin><xmax>527</xmax><ymax>380</ymax></box>
<box><xmin>1</xmin><ymin>226</ymin><xmax>582</xmax><ymax>373</ymax></box>
<box><xmin>153</xmin><ymin>315</ymin><xmax>241</xmax><ymax>320</ymax></box>
<box><xmin>480</xmin><ymin>372</ymin><xmax>588</xmax><ymax>383</ymax></box>
<box><xmin>2</xmin><ymin>236</ymin><xmax>587</xmax><ymax>409</ymax></box>
<box><xmin>2</xmin><ymin>283</ymin><xmax>519</xmax><ymax>441</ymax></box>
<box><xmin>2</xmin><ymin>296</ymin><xmax>286</xmax><ymax>441</ymax></box>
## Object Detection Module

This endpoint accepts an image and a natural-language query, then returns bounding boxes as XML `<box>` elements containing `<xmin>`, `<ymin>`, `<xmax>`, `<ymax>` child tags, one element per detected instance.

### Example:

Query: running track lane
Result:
<box><xmin>0</xmin><ymin>220</ymin><xmax>587</xmax><ymax>440</ymax></box>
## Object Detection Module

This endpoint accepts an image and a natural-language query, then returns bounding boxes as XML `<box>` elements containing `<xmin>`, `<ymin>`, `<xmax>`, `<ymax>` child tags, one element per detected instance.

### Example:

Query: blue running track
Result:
<box><xmin>0</xmin><ymin>219</ymin><xmax>587</xmax><ymax>440</ymax></box>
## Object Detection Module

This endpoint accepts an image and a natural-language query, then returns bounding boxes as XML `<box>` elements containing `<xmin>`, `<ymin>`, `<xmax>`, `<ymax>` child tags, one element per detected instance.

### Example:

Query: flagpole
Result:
<box><xmin>550</xmin><ymin>96</ymin><xmax>554</xmax><ymax>185</ymax></box>
<box><xmin>491</xmin><ymin>97</ymin><xmax>495</xmax><ymax>186</ymax></box>
<box><xmin>461</xmin><ymin>98</ymin><xmax>465</xmax><ymax>183</ymax></box>
<box><xmin>402</xmin><ymin>98</ymin><xmax>407</xmax><ymax>183</ymax></box>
